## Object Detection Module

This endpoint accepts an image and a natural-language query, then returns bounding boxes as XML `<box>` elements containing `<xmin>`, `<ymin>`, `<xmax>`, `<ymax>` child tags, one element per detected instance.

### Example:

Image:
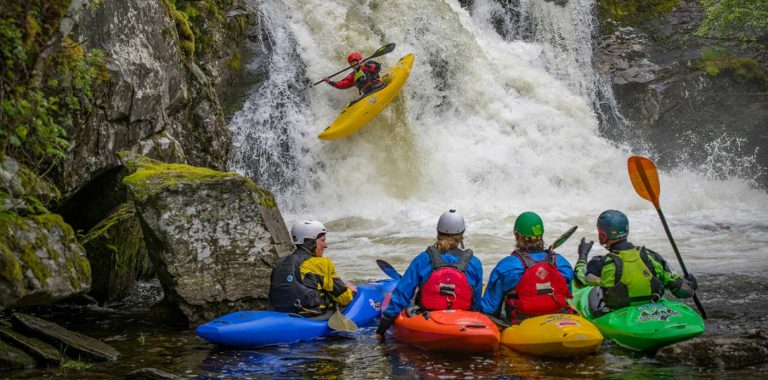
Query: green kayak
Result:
<box><xmin>569</xmin><ymin>286</ymin><xmax>704</xmax><ymax>351</ymax></box>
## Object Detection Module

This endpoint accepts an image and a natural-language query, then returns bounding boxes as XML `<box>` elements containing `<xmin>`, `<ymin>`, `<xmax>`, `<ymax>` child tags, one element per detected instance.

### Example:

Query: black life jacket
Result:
<box><xmin>268</xmin><ymin>249</ymin><xmax>326</xmax><ymax>313</ymax></box>
<box><xmin>601</xmin><ymin>247</ymin><xmax>665</xmax><ymax>310</ymax></box>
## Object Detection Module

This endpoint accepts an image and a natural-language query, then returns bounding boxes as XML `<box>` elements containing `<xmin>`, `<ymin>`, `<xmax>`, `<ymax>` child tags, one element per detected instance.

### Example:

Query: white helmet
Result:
<box><xmin>291</xmin><ymin>220</ymin><xmax>327</xmax><ymax>244</ymax></box>
<box><xmin>437</xmin><ymin>209</ymin><xmax>465</xmax><ymax>235</ymax></box>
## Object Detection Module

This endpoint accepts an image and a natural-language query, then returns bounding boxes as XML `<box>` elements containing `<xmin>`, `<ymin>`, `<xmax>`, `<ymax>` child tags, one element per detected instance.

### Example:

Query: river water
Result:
<box><xmin>7</xmin><ymin>0</ymin><xmax>768</xmax><ymax>379</ymax></box>
<box><xmin>228</xmin><ymin>0</ymin><xmax>768</xmax><ymax>279</ymax></box>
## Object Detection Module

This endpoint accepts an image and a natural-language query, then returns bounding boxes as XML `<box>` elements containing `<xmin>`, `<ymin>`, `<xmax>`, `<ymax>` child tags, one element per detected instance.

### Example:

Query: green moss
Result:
<box><xmin>0</xmin><ymin>245</ymin><xmax>23</xmax><ymax>285</ymax></box>
<box><xmin>244</xmin><ymin>179</ymin><xmax>277</xmax><ymax>208</ymax></box>
<box><xmin>80</xmin><ymin>203</ymin><xmax>133</xmax><ymax>245</ymax></box>
<box><xmin>226</xmin><ymin>51</ymin><xmax>242</xmax><ymax>71</ymax></box>
<box><xmin>122</xmin><ymin>155</ymin><xmax>238</xmax><ymax>201</ymax></box>
<box><xmin>598</xmin><ymin>0</ymin><xmax>679</xmax><ymax>28</ymax></box>
<box><xmin>697</xmin><ymin>47</ymin><xmax>768</xmax><ymax>87</ymax></box>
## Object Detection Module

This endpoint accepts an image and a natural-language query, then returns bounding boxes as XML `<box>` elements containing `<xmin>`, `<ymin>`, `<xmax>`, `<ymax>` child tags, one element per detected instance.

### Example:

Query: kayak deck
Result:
<box><xmin>392</xmin><ymin>309</ymin><xmax>500</xmax><ymax>353</ymax></box>
<box><xmin>501</xmin><ymin>314</ymin><xmax>603</xmax><ymax>357</ymax></box>
<box><xmin>196</xmin><ymin>279</ymin><xmax>397</xmax><ymax>348</ymax></box>
<box><xmin>318</xmin><ymin>54</ymin><xmax>414</xmax><ymax>140</ymax></box>
<box><xmin>570</xmin><ymin>286</ymin><xmax>704</xmax><ymax>351</ymax></box>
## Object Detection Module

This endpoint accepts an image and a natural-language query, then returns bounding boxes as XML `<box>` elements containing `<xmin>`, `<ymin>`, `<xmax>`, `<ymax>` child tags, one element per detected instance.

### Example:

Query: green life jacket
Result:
<box><xmin>601</xmin><ymin>247</ymin><xmax>665</xmax><ymax>309</ymax></box>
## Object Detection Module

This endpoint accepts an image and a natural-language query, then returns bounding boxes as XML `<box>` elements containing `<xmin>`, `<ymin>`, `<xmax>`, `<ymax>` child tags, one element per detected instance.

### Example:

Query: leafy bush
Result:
<box><xmin>1</xmin><ymin>1</ymin><xmax>107</xmax><ymax>176</ymax></box>
<box><xmin>697</xmin><ymin>0</ymin><xmax>768</xmax><ymax>44</ymax></box>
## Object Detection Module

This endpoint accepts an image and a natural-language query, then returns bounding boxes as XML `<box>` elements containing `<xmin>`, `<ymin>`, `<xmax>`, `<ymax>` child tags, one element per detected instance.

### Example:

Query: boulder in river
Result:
<box><xmin>121</xmin><ymin>152</ymin><xmax>293</xmax><ymax>323</ymax></box>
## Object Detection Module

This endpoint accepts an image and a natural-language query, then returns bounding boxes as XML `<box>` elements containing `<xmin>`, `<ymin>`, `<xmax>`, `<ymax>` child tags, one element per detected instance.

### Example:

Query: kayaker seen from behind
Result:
<box><xmin>323</xmin><ymin>52</ymin><xmax>383</xmax><ymax>96</ymax></box>
<box><xmin>269</xmin><ymin>221</ymin><xmax>357</xmax><ymax>316</ymax></box>
<box><xmin>375</xmin><ymin>209</ymin><xmax>484</xmax><ymax>339</ymax></box>
<box><xmin>481</xmin><ymin>212</ymin><xmax>574</xmax><ymax>325</ymax></box>
<box><xmin>574</xmin><ymin>210</ymin><xmax>698</xmax><ymax>315</ymax></box>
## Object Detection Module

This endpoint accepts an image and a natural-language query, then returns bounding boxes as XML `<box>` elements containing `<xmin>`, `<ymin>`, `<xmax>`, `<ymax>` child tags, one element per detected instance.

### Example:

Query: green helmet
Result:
<box><xmin>514</xmin><ymin>211</ymin><xmax>544</xmax><ymax>238</ymax></box>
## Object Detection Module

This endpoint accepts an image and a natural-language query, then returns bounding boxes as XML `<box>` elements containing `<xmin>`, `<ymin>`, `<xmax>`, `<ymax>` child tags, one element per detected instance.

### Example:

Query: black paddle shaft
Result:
<box><xmin>306</xmin><ymin>43</ymin><xmax>396</xmax><ymax>89</ymax></box>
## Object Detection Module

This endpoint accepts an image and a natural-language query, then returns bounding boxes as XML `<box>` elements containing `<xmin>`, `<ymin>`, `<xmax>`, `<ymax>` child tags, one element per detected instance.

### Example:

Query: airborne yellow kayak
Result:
<box><xmin>501</xmin><ymin>314</ymin><xmax>603</xmax><ymax>357</ymax></box>
<box><xmin>318</xmin><ymin>54</ymin><xmax>414</xmax><ymax>140</ymax></box>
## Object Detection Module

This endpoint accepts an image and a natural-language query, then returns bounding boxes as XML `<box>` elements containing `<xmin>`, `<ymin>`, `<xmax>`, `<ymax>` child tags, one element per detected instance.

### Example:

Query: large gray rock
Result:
<box><xmin>80</xmin><ymin>202</ymin><xmax>152</xmax><ymax>303</ymax></box>
<box><xmin>121</xmin><ymin>153</ymin><xmax>292</xmax><ymax>323</ymax></box>
<box><xmin>11</xmin><ymin>313</ymin><xmax>120</xmax><ymax>362</ymax></box>
<box><xmin>57</xmin><ymin>0</ymin><xmax>235</xmax><ymax>200</ymax></box>
<box><xmin>0</xmin><ymin>212</ymin><xmax>91</xmax><ymax>310</ymax></box>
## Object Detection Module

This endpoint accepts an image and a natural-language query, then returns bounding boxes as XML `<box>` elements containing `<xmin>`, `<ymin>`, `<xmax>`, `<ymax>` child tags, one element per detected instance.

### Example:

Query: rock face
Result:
<box><xmin>80</xmin><ymin>202</ymin><xmax>152</xmax><ymax>303</ymax></box>
<box><xmin>594</xmin><ymin>0</ymin><xmax>768</xmax><ymax>187</ymax></box>
<box><xmin>0</xmin><ymin>212</ymin><xmax>91</xmax><ymax>310</ymax></box>
<box><xmin>56</xmin><ymin>0</ymin><xmax>232</xmax><ymax>200</ymax></box>
<box><xmin>121</xmin><ymin>153</ymin><xmax>293</xmax><ymax>323</ymax></box>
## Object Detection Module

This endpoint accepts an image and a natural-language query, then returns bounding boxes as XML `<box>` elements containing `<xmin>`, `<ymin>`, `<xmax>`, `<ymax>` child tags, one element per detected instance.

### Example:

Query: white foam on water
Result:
<box><xmin>230</xmin><ymin>0</ymin><xmax>768</xmax><ymax>280</ymax></box>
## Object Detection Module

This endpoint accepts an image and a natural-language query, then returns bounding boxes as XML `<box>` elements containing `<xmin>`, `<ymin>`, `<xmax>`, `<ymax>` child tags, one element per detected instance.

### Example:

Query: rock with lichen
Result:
<box><xmin>80</xmin><ymin>202</ymin><xmax>152</xmax><ymax>303</ymax></box>
<box><xmin>0</xmin><ymin>212</ymin><xmax>91</xmax><ymax>310</ymax></box>
<box><xmin>120</xmin><ymin>152</ymin><xmax>292</xmax><ymax>323</ymax></box>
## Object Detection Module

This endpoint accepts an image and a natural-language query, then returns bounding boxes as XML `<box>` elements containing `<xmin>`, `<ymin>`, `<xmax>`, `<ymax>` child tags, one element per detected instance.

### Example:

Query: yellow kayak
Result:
<box><xmin>318</xmin><ymin>54</ymin><xmax>414</xmax><ymax>140</ymax></box>
<box><xmin>501</xmin><ymin>314</ymin><xmax>603</xmax><ymax>357</ymax></box>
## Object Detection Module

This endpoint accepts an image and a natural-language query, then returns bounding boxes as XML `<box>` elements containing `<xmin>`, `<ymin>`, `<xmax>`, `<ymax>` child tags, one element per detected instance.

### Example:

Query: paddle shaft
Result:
<box><xmin>307</xmin><ymin>43</ymin><xmax>396</xmax><ymax>89</ymax></box>
<box><xmin>633</xmin><ymin>159</ymin><xmax>707</xmax><ymax>319</ymax></box>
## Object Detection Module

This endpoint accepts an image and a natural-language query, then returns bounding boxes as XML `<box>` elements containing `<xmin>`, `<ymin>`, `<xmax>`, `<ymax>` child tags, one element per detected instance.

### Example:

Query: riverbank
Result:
<box><xmin>2</xmin><ymin>273</ymin><xmax>766</xmax><ymax>379</ymax></box>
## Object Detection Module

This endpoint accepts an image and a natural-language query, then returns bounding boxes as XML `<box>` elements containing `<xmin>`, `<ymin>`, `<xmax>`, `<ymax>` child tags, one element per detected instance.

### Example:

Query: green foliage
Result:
<box><xmin>1</xmin><ymin>1</ymin><xmax>107</xmax><ymax>180</ymax></box>
<box><xmin>598</xmin><ymin>0</ymin><xmax>679</xmax><ymax>26</ymax></box>
<box><xmin>697</xmin><ymin>0</ymin><xmax>768</xmax><ymax>44</ymax></box>
<box><xmin>698</xmin><ymin>46</ymin><xmax>768</xmax><ymax>87</ymax></box>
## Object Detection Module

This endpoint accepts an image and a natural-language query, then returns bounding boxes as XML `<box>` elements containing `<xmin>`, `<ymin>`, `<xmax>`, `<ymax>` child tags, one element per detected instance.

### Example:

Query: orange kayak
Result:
<box><xmin>392</xmin><ymin>309</ymin><xmax>500</xmax><ymax>353</ymax></box>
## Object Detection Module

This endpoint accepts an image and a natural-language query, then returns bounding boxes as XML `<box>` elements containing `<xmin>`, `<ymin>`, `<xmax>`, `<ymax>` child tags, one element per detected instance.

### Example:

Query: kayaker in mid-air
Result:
<box><xmin>481</xmin><ymin>212</ymin><xmax>574</xmax><ymax>324</ymax></box>
<box><xmin>322</xmin><ymin>52</ymin><xmax>383</xmax><ymax>96</ymax></box>
<box><xmin>268</xmin><ymin>220</ymin><xmax>357</xmax><ymax>316</ymax></box>
<box><xmin>574</xmin><ymin>210</ymin><xmax>698</xmax><ymax>315</ymax></box>
<box><xmin>375</xmin><ymin>209</ymin><xmax>484</xmax><ymax>339</ymax></box>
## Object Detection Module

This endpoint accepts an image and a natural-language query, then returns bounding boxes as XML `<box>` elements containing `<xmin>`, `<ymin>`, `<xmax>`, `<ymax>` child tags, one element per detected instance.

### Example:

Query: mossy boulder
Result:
<box><xmin>120</xmin><ymin>152</ymin><xmax>292</xmax><ymax>323</ymax></box>
<box><xmin>0</xmin><ymin>211</ymin><xmax>91</xmax><ymax>310</ymax></box>
<box><xmin>80</xmin><ymin>202</ymin><xmax>152</xmax><ymax>303</ymax></box>
<box><xmin>1</xmin><ymin>158</ymin><xmax>59</xmax><ymax>214</ymax></box>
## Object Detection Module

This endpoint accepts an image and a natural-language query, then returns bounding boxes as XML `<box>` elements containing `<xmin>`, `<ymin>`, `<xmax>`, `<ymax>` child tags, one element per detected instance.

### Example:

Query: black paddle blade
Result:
<box><xmin>368</xmin><ymin>43</ymin><xmax>396</xmax><ymax>60</ymax></box>
<box><xmin>548</xmin><ymin>226</ymin><xmax>578</xmax><ymax>252</ymax></box>
<box><xmin>376</xmin><ymin>259</ymin><xmax>402</xmax><ymax>280</ymax></box>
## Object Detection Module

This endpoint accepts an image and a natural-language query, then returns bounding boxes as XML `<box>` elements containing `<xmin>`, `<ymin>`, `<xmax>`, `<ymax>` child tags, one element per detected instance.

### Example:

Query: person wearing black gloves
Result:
<box><xmin>574</xmin><ymin>210</ymin><xmax>698</xmax><ymax>314</ymax></box>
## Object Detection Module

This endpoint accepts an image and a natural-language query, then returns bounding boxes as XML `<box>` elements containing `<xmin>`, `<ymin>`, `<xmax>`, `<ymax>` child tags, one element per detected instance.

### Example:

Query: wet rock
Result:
<box><xmin>125</xmin><ymin>367</ymin><xmax>182</xmax><ymax>380</ymax></box>
<box><xmin>11</xmin><ymin>313</ymin><xmax>120</xmax><ymax>362</ymax></box>
<box><xmin>0</xmin><ymin>338</ymin><xmax>37</xmax><ymax>370</ymax></box>
<box><xmin>595</xmin><ymin>0</ymin><xmax>768</xmax><ymax>186</ymax></box>
<box><xmin>0</xmin><ymin>327</ymin><xmax>61</xmax><ymax>365</ymax></box>
<box><xmin>80</xmin><ymin>202</ymin><xmax>152</xmax><ymax>303</ymax></box>
<box><xmin>120</xmin><ymin>153</ymin><xmax>293</xmax><ymax>323</ymax></box>
<box><xmin>56</xmin><ymin>0</ymin><xmax>234</xmax><ymax>199</ymax></box>
<box><xmin>0</xmin><ymin>212</ymin><xmax>91</xmax><ymax>310</ymax></box>
<box><xmin>656</xmin><ymin>333</ymin><xmax>768</xmax><ymax>369</ymax></box>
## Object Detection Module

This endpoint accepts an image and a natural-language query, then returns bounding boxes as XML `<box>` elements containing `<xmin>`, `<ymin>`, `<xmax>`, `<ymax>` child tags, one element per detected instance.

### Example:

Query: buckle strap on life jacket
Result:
<box><xmin>512</xmin><ymin>250</ymin><xmax>557</xmax><ymax>270</ymax></box>
<box><xmin>426</xmin><ymin>246</ymin><xmax>473</xmax><ymax>272</ymax></box>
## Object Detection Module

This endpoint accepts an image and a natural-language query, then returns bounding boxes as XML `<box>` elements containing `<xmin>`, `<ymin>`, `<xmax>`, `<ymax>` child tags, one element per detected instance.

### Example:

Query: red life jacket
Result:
<box><xmin>505</xmin><ymin>251</ymin><xmax>572</xmax><ymax>319</ymax></box>
<box><xmin>419</xmin><ymin>247</ymin><xmax>474</xmax><ymax>311</ymax></box>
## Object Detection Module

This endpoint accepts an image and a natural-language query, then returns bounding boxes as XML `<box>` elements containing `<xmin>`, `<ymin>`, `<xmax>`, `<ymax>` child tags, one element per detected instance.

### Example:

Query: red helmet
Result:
<box><xmin>347</xmin><ymin>52</ymin><xmax>362</xmax><ymax>63</ymax></box>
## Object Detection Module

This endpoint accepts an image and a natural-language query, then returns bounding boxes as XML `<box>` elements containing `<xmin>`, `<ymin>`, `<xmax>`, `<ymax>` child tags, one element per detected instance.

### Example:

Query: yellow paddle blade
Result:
<box><xmin>328</xmin><ymin>306</ymin><xmax>358</xmax><ymax>332</ymax></box>
<box><xmin>628</xmin><ymin>156</ymin><xmax>661</xmax><ymax>208</ymax></box>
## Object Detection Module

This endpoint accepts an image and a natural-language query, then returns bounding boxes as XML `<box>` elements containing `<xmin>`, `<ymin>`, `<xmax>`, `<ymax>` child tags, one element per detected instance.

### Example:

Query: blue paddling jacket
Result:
<box><xmin>481</xmin><ymin>251</ymin><xmax>574</xmax><ymax>316</ymax></box>
<box><xmin>382</xmin><ymin>249</ymin><xmax>484</xmax><ymax>319</ymax></box>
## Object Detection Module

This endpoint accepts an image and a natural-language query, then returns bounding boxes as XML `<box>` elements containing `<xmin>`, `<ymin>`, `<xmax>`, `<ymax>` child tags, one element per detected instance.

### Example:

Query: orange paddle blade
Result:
<box><xmin>628</xmin><ymin>156</ymin><xmax>661</xmax><ymax>208</ymax></box>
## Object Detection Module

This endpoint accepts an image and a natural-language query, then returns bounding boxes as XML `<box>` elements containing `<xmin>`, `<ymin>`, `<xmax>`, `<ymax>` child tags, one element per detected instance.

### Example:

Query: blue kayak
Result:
<box><xmin>196</xmin><ymin>279</ymin><xmax>397</xmax><ymax>347</ymax></box>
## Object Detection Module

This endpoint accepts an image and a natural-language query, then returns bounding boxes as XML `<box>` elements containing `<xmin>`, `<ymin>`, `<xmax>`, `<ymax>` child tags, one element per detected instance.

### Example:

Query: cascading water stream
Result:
<box><xmin>229</xmin><ymin>0</ymin><xmax>768</xmax><ymax>279</ymax></box>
